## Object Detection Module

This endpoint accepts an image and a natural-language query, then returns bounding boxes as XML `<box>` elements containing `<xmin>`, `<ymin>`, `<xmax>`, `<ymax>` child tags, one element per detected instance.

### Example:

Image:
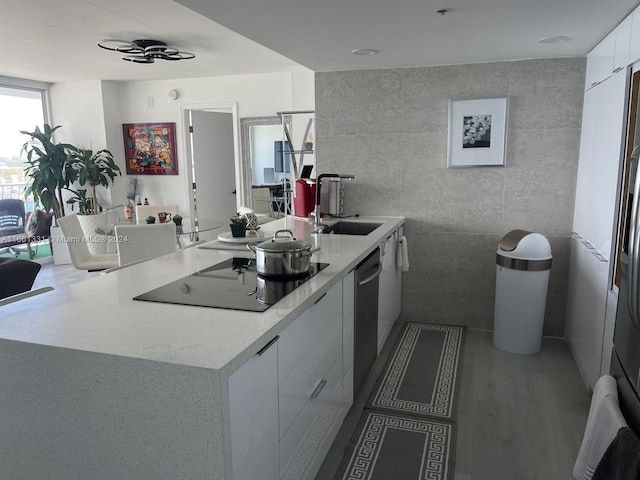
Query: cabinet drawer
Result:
<box><xmin>279</xmin><ymin>353</ymin><xmax>345</xmax><ymax>480</ymax></box>
<box><xmin>278</xmin><ymin>281</ymin><xmax>343</xmax><ymax>437</ymax></box>
<box><xmin>229</xmin><ymin>338</ymin><xmax>279</xmax><ymax>480</ymax></box>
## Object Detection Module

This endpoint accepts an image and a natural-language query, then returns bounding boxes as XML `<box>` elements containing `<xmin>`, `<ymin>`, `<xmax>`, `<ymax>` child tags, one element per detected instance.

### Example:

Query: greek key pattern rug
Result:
<box><xmin>334</xmin><ymin>411</ymin><xmax>456</xmax><ymax>480</ymax></box>
<box><xmin>367</xmin><ymin>323</ymin><xmax>466</xmax><ymax>421</ymax></box>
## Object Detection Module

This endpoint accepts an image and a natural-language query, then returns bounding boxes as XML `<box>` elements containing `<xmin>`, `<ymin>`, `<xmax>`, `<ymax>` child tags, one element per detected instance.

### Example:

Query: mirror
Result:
<box><xmin>240</xmin><ymin>116</ymin><xmax>281</xmax><ymax>211</ymax></box>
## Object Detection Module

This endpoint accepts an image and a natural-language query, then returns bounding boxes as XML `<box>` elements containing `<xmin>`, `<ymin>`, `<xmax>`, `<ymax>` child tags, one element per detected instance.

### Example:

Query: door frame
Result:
<box><xmin>180</xmin><ymin>102</ymin><xmax>244</xmax><ymax>219</ymax></box>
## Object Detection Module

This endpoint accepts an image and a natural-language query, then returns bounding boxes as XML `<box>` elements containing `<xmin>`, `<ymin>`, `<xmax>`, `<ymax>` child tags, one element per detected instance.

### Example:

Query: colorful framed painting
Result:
<box><xmin>122</xmin><ymin>122</ymin><xmax>178</xmax><ymax>175</ymax></box>
<box><xmin>447</xmin><ymin>97</ymin><xmax>508</xmax><ymax>167</ymax></box>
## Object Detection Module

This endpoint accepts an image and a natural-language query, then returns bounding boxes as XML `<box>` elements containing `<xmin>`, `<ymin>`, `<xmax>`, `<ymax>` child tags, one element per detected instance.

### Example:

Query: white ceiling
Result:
<box><xmin>1</xmin><ymin>0</ymin><xmax>639</xmax><ymax>84</ymax></box>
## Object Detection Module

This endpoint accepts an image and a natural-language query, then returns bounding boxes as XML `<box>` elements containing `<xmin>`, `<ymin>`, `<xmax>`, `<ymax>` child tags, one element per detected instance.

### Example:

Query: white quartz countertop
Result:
<box><xmin>0</xmin><ymin>215</ymin><xmax>404</xmax><ymax>375</ymax></box>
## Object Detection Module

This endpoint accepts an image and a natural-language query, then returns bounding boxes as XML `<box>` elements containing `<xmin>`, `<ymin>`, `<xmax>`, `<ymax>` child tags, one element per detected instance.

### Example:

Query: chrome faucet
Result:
<box><xmin>314</xmin><ymin>173</ymin><xmax>355</xmax><ymax>231</ymax></box>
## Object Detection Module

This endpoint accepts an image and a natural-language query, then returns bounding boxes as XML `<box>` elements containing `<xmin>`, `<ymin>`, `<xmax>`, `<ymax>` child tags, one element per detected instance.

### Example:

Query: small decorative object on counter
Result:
<box><xmin>145</xmin><ymin>215</ymin><xmax>156</xmax><ymax>224</ymax></box>
<box><xmin>172</xmin><ymin>214</ymin><xmax>183</xmax><ymax>226</ymax></box>
<box><xmin>144</xmin><ymin>198</ymin><xmax>149</xmax><ymax>205</ymax></box>
<box><xmin>229</xmin><ymin>213</ymin><xmax>248</xmax><ymax>238</ymax></box>
<box><xmin>136</xmin><ymin>196</ymin><xmax>142</xmax><ymax>206</ymax></box>
<box><xmin>243</xmin><ymin>212</ymin><xmax>259</xmax><ymax>232</ymax></box>
<box><xmin>158</xmin><ymin>211</ymin><xmax>172</xmax><ymax>224</ymax></box>
<box><xmin>124</xmin><ymin>198</ymin><xmax>134</xmax><ymax>220</ymax></box>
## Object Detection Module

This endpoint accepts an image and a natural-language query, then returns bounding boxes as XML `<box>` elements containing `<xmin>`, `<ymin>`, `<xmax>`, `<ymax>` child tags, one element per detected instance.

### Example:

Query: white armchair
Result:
<box><xmin>135</xmin><ymin>204</ymin><xmax>179</xmax><ymax>225</ymax></box>
<box><xmin>114</xmin><ymin>223</ymin><xmax>177</xmax><ymax>266</ymax></box>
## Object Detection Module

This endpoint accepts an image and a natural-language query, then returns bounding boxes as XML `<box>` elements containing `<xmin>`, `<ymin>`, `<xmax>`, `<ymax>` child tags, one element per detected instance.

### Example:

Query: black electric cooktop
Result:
<box><xmin>133</xmin><ymin>257</ymin><xmax>329</xmax><ymax>312</ymax></box>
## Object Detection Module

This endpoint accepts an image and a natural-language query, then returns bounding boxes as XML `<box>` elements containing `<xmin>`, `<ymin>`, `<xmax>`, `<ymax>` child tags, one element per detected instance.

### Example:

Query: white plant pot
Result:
<box><xmin>50</xmin><ymin>226</ymin><xmax>72</xmax><ymax>265</ymax></box>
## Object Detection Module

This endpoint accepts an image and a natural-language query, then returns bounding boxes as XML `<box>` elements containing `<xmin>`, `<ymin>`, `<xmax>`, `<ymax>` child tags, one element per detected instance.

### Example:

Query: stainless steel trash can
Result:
<box><xmin>493</xmin><ymin>229</ymin><xmax>552</xmax><ymax>354</ymax></box>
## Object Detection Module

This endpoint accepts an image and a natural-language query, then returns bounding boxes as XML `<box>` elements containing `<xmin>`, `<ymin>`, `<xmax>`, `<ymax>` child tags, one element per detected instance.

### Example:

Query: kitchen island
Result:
<box><xmin>0</xmin><ymin>215</ymin><xmax>404</xmax><ymax>480</ymax></box>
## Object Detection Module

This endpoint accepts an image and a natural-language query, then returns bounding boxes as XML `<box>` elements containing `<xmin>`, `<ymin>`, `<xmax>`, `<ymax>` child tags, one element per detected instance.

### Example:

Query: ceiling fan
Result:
<box><xmin>97</xmin><ymin>39</ymin><xmax>195</xmax><ymax>63</ymax></box>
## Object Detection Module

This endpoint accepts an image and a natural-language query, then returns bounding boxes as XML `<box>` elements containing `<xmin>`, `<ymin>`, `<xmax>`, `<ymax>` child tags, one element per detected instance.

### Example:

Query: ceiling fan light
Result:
<box><xmin>122</xmin><ymin>55</ymin><xmax>155</xmax><ymax>64</ymax></box>
<box><xmin>98</xmin><ymin>39</ymin><xmax>137</xmax><ymax>52</ymax></box>
<box><xmin>98</xmin><ymin>38</ymin><xmax>195</xmax><ymax>62</ymax></box>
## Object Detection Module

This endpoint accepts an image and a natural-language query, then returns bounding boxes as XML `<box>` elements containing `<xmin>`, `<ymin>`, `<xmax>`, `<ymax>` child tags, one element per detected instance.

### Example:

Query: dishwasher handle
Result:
<box><xmin>357</xmin><ymin>262</ymin><xmax>382</xmax><ymax>287</ymax></box>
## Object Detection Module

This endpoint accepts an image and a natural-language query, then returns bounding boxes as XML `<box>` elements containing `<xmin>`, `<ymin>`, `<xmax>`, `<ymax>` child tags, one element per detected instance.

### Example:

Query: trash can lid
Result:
<box><xmin>498</xmin><ymin>230</ymin><xmax>552</xmax><ymax>260</ymax></box>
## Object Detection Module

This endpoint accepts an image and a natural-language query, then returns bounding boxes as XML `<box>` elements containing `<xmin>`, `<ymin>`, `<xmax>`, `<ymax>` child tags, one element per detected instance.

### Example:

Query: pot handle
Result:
<box><xmin>247</xmin><ymin>244</ymin><xmax>257</xmax><ymax>253</ymax></box>
<box><xmin>307</xmin><ymin>246</ymin><xmax>321</xmax><ymax>256</ymax></box>
<box><xmin>274</xmin><ymin>229</ymin><xmax>295</xmax><ymax>240</ymax></box>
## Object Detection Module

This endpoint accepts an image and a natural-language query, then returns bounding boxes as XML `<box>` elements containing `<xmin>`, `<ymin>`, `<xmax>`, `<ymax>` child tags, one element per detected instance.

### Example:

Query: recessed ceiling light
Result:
<box><xmin>351</xmin><ymin>49</ymin><xmax>380</xmax><ymax>56</ymax></box>
<box><xmin>538</xmin><ymin>36</ymin><xmax>571</xmax><ymax>44</ymax></box>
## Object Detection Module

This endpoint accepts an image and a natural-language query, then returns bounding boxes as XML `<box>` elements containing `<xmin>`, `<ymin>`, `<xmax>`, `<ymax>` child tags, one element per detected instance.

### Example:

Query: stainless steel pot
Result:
<box><xmin>248</xmin><ymin>229</ymin><xmax>320</xmax><ymax>277</ymax></box>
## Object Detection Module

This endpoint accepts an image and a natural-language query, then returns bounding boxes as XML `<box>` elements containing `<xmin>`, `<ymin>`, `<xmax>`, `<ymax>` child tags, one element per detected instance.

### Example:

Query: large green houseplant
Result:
<box><xmin>67</xmin><ymin>148</ymin><xmax>121</xmax><ymax>214</ymax></box>
<box><xmin>21</xmin><ymin>124</ymin><xmax>76</xmax><ymax>220</ymax></box>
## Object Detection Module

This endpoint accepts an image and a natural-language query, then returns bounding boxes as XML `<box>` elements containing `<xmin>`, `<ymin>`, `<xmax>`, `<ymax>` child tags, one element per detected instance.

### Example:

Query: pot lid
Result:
<box><xmin>255</xmin><ymin>229</ymin><xmax>311</xmax><ymax>252</ymax></box>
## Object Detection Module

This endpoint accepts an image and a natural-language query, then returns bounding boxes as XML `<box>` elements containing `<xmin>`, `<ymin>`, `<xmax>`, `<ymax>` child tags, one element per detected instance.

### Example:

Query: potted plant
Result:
<box><xmin>67</xmin><ymin>147</ymin><xmax>121</xmax><ymax>214</ymax></box>
<box><xmin>65</xmin><ymin>188</ymin><xmax>93</xmax><ymax>215</ymax></box>
<box><xmin>21</xmin><ymin>124</ymin><xmax>76</xmax><ymax>221</ymax></box>
<box><xmin>230</xmin><ymin>213</ymin><xmax>248</xmax><ymax>237</ymax></box>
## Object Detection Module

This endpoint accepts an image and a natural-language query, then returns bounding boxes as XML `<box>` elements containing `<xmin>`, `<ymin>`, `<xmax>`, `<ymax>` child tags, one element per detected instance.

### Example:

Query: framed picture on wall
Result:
<box><xmin>448</xmin><ymin>97</ymin><xmax>508</xmax><ymax>167</ymax></box>
<box><xmin>122</xmin><ymin>122</ymin><xmax>178</xmax><ymax>175</ymax></box>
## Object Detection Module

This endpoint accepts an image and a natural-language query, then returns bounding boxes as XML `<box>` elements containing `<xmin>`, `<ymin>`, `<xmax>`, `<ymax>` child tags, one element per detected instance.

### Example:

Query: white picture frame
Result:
<box><xmin>447</xmin><ymin>97</ymin><xmax>508</xmax><ymax>167</ymax></box>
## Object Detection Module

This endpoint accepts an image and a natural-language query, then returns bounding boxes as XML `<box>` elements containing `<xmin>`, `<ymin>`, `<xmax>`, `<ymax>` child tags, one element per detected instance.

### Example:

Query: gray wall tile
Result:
<box><xmin>316</xmin><ymin>57</ymin><xmax>586</xmax><ymax>335</ymax></box>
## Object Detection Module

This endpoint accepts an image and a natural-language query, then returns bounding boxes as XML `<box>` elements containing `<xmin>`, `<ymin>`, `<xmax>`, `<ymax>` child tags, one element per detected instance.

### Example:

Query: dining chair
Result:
<box><xmin>135</xmin><ymin>204</ymin><xmax>179</xmax><ymax>225</ymax></box>
<box><xmin>57</xmin><ymin>214</ymin><xmax>119</xmax><ymax>271</ymax></box>
<box><xmin>251</xmin><ymin>187</ymin><xmax>272</xmax><ymax>216</ymax></box>
<box><xmin>114</xmin><ymin>223</ymin><xmax>177</xmax><ymax>266</ymax></box>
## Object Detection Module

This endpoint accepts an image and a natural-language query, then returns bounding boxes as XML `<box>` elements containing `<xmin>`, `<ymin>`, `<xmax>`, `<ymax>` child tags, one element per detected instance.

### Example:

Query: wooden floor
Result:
<box><xmin>316</xmin><ymin>322</ymin><xmax>591</xmax><ymax>480</ymax></box>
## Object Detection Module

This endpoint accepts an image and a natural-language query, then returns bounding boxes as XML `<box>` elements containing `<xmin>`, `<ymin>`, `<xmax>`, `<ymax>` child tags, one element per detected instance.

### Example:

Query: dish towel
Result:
<box><xmin>573</xmin><ymin>375</ymin><xmax>628</xmax><ymax>480</ymax></box>
<box><xmin>592</xmin><ymin>426</ymin><xmax>640</xmax><ymax>480</ymax></box>
<box><xmin>397</xmin><ymin>235</ymin><xmax>409</xmax><ymax>272</ymax></box>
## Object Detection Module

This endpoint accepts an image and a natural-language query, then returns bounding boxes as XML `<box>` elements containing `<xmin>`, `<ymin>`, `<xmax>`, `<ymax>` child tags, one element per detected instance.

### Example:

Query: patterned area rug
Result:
<box><xmin>336</xmin><ymin>410</ymin><xmax>456</xmax><ymax>480</ymax></box>
<box><xmin>334</xmin><ymin>411</ymin><xmax>457</xmax><ymax>480</ymax></box>
<box><xmin>334</xmin><ymin>323</ymin><xmax>465</xmax><ymax>480</ymax></box>
<box><xmin>367</xmin><ymin>323</ymin><xmax>466</xmax><ymax>421</ymax></box>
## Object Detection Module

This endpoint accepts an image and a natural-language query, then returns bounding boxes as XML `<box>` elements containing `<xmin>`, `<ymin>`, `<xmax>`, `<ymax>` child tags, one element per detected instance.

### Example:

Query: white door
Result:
<box><xmin>190</xmin><ymin>111</ymin><xmax>237</xmax><ymax>221</ymax></box>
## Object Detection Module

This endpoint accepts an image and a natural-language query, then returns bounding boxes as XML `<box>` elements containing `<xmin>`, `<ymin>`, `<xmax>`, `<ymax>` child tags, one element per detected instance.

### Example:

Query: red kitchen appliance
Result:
<box><xmin>294</xmin><ymin>179</ymin><xmax>316</xmax><ymax>217</ymax></box>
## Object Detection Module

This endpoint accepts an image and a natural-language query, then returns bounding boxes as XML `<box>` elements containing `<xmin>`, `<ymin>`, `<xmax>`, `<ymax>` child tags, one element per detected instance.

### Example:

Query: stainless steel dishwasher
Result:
<box><xmin>354</xmin><ymin>247</ymin><xmax>382</xmax><ymax>397</ymax></box>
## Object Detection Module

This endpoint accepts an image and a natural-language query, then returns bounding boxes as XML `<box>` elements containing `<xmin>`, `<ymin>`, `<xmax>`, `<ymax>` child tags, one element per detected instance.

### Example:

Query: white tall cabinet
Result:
<box><xmin>566</xmin><ymin>16</ymin><xmax>632</xmax><ymax>389</ymax></box>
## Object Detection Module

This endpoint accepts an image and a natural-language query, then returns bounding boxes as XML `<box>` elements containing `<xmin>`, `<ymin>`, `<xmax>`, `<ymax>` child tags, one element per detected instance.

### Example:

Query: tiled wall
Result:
<box><xmin>316</xmin><ymin>57</ymin><xmax>586</xmax><ymax>336</ymax></box>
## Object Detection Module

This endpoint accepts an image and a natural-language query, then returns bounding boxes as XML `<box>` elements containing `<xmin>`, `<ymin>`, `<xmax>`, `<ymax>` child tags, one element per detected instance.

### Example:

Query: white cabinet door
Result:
<box><xmin>278</xmin><ymin>278</ymin><xmax>350</xmax><ymax>480</ymax></box>
<box><xmin>279</xmin><ymin>354</ymin><xmax>345</xmax><ymax>480</ymax></box>
<box><xmin>566</xmin><ymin>238</ymin><xmax>609</xmax><ymax>389</ymax></box>
<box><xmin>572</xmin><ymin>82</ymin><xmax>600</xmax><ymax>238</ymax></box>
<box><xmin>229</xmin><ymin>336</ymin><xmax>279</xmax><ymax>480</ymax></box>
<box><xmin>573</xmin><ymin>69</ymin><xmax>628</xmax><ymax>254</ymax></box>
<box><xmin>278</xmin><ymin>280</ymin><xmax>343</xmax><ymax>438</ymax></box>
<box><xmin>585</xmin><ymin>31</ymin><xmax>616</xmax><ymax>89</ymax></box>
<box><xmin>378</xmin><ymin>231</ymin><xmax>400</xmax><ymax>354</ymax></box>
<box><xmin>568</xmin><ymin>67</ymin><xmax>628</xmax><ymax>390</ymax></box>
<box><xmin>615</xmin><ymin>16</ymin><xmax>633</xmax><ymax>72</ymax></box>
<box><xmin>630</xmin><ymin>5</ymin><xmax>640</xmax><ymax>66</ymax></box>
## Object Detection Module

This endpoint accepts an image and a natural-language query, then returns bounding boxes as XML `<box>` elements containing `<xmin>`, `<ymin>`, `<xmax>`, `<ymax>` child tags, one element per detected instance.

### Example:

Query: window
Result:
<box><xmin>0</xmin><ymin>83</ymin><xmax>47</xmax><ymax>207</ymax></box>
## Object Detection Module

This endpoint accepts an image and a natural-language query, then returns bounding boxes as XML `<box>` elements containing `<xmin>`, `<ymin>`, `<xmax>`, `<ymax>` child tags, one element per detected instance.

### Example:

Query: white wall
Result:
<box><xmin>49</xmin><ymin>67</ymin><xmax>315</xmax><ymax>216</ymax></box>
<box><xmin>49</xmin><ymin>80</ymin><xmax>110</xmax><ymax>213</ymax></box>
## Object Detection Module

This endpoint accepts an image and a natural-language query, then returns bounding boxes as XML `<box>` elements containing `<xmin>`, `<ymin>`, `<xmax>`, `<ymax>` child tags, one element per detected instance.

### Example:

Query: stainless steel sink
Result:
<box><xmin>320</xmin><ymin>221</ymin><xmax>383</xmax><ymax>235</ymax></box>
